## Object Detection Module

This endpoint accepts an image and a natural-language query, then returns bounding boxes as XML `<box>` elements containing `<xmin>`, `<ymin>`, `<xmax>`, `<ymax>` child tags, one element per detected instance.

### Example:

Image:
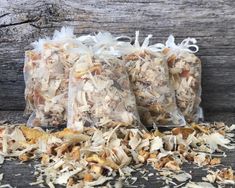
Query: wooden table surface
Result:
<box><xmin>1</xmin><ymin>0</ymin><xmax>235</xmax><ymax>187</ymax></box>
<box><xmin>0</xmin><ymin>111</ymin><xmax>234</xmax><ymax>188</ymax></box>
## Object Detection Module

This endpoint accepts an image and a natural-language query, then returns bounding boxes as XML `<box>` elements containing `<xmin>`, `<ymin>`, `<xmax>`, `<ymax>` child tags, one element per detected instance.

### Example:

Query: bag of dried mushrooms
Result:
<box><xmin>67</xmin><ymin>32</ymin><xmax>144</xmax><ymax>131</ymax></box>
<box><xmin>163</xmin><ymin>35</ymin><xmax>203</xmax><ymax>123</ymax></box>
<box><xmin>123</xmin><ymin>31</ymin><xmax>186</xmax><ymax>127</ymax></box>
<box><xmin>24</xmin><ymin>27</ymin><xmax>82</xmax><ymax>127</ymax></box>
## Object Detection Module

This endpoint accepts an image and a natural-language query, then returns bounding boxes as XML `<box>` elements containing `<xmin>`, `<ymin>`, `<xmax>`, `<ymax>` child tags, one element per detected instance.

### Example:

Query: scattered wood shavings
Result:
<box><xmin>0</xmin><ymin>122</ymin><xmax>234</xmax><ymax>187</ymax></box>
<box><xmin>29</xmin><ymin>180</ymin><xmax>44</xmax><ymax>186</ymax></box>
<box><xmin>183</xmin><ymin>181</ymin><xmax>215</xmax><ymax>188</ymax></box>
<box><xmin>85</xmin><ymin>176</ymin><xmax>113</xmax><ymax>186</ymax></box>
<box><xmin>0</xmin><ymin>173</ymin><xmax>3</xmax><ymax>182</ymax></box>
<box><xmin>203</xmin><ymin>132</ymin><xmax>235</xmax><ymax>152</ymax></box>
<box><xmin>172</xmin><ymin>172</ymin><xmax>192</xmax><ymax>182</ymax></box>
<box><xmin>0</xmin><ymin>185</ymin><xmax>13</xmax><ymax>188</ymax></box>
<box><xmin>0</xmin><ymin>155</ymin><xmax>4</xmax><ymax>164</ymax></box>
<box><xmin>204</xmin><ymin>168</ymin><xmax>235</xmax><ymax>185</ymax></box>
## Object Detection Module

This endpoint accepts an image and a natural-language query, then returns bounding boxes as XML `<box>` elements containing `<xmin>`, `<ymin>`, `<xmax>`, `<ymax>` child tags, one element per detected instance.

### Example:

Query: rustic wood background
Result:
<box><xmin>0</xmin><ymin>0</ymin><xmax>235</xmax><ymax>119</ymax></box>
<box><xmin>0</xmin><ymin>1</ymin><xmax>235</xmax><ymax>187</ymax></box>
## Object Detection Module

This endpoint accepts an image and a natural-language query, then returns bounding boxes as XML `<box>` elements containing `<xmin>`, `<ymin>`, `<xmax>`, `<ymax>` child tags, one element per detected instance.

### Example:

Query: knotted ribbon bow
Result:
<box><xmin>165</xmin><ymin>35</ymin><xmax>199</xmax><ymax>53</ymax></box>
<box><xmin>134</xmin><ymin>31</ymin><xmax>165</xmax><ymax>53</ymax></box>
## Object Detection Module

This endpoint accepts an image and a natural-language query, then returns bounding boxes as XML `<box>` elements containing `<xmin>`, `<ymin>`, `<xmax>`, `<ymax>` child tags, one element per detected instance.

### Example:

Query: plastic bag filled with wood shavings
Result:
<box><xmin>163</xmin><ymin>35</ymin><xmax>203</xmax><ymax>123</ymax></box>
<box><xmin>67</xmin><ymin>33</ymin><xmax>143</xmax><ymax>131</ymax></box>
<box><xmin>123</xmin><ymin>31</ymin><xmax>186</xmax><ymax>128</ymax></box>
<box><xmin>24</xmin><ymin>27</ymin><xmax>82</xmax><ymax>127</ymax></box>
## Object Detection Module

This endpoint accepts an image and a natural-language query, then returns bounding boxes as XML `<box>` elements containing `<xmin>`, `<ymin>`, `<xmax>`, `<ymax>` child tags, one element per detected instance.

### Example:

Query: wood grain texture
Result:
<box><xmin>0</xmin><ymin>0</ymin><xmax>235</xmax><ymax>116</ymax></box>
<box><xmin>1</xmin><ymin>158</ymin><xmax>234</xmax><ymax>188</ymax></box>
<box><xmin>2</xmin><ymin>111</ymin><xmax>235</xmax><ymax>125</ymax></box>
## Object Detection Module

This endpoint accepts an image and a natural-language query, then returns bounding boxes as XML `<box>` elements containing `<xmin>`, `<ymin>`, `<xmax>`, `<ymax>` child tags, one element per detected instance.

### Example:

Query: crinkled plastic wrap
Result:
<box><xmin>24</xmin><ymin>27</ymin><xmax>81</xmax><ymax>127</ymax></box>
<box><xmin>67</xmin><ymin>54</ymin><xmax>142</xmax><ymax>131</ymax></box>
<box><xmin>164</xmin><ymin>35</ymin><xmax>203</xmax><ymax>123</ymax></box>
<box><xmin>123</xmin><ymin>32</ymin><xmax>186</xmax><ymax>127</ymax></box>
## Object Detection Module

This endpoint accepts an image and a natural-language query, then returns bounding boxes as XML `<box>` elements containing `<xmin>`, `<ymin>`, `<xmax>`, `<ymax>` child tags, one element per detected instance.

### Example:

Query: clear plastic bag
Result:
<box><xmin>163</xmin><ymin>35</ymin><xmax>203</xmax><ymax>123</ymax></box>
<box><xmin>123</xmin><ymin>32</ymin><xmax>186</xmax><ymax>127</ymax></box>
<box><xmin>67</xmin><ymin>33</ymin><xmax>143</xmax><ymax>131</ymax></box>
<box><xmin>67</xmin><ymin>55</ymin><xmax>142</xmax><ymax>131</ymax></box>
<box><xmin>24</xmin><ymin>27</ymin><xmax>81</xmax><ymax>127</ymax></box>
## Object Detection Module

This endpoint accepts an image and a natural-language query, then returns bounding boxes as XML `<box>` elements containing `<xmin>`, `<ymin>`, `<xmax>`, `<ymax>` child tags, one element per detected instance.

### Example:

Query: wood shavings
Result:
<box><xmin>0</xmin><ymin>155</ymin><xmax>4</xmax><ymax>164</ymax></box>
<box><xmin>24</xmin><ymin>27</ymin><xmax>81</xmax><ymax>127</ymax></box>
<box><xmin>164</xmin><ymin>36</ymin><xmax>202</xmax><ymax>123</ymax></box>
<box><xmin>29</xmin><ymin>180</ymin><xmax>44</xmax><ymax>186</ymax></box>
<box><xmin>202</xmin><ymin>132</ymin><xmax>235</xmax><ymax>152</ymax></box>
<box><xmin>47</xmin><ymin>182</ymin><xmax>55</xmax><ymax>188</ymax></box>
<box><xmin>41</xmin><ymin>154</ymin><xmax>50</xmax><ymax>165</ymax></box>
<box><xmin>70</xmin><ymin>146</ymin><xmax>80</xmax><ymax>161</ymax></box>
<box><xmin>19</xmin><ymin>29</ymin><xmax>235</xmax><ymax>187</ymax></box>
<box><xmin>0</xmin><ymin>184</ymin><xmax>13</xmax><ymax>188</ymax></box>
<box><xmin>209</xmin><ymin>158</ymin><xmax>221</xmax><ymax>166</ymax></box>
<box><xmin>2</xmin><ymin>128</ymin><xmax>8</xmax><ymax>154</ymax></box>
<box><xmin>183</xmin><ymin>181</ymin><xmax>215</xmax><ymax>188</ymax></box>
<box><xmin>130</xmin><ymin>177</ymin><xmax>137</xmax><ymax>184</ymax></box>
<box><xmin>18</xmin><ymin>153</ymin><xmax>31</xmax><ymax>162</ymax></box>
<box><xmin>165</xmin><ymin>160</ymin><xmax>181</xmax><ymax>171</ymax></box>
<box><xmin>191</xmin><ymin>123</ymin><xmax>209</xmax><ymax>134</ymax></box>
<box><xmin>124</xmin><ymin>42</ymin><xmax>185</xmax><ymax>127</ymax></box>
<box><xmin>67</xmin><ymin>53</ymin><xmax>142</xmax><ymax>131</ymax></box>
<box><xmin>205</xmin><ymin>168</ymin><xmax>235</xmax><ymax>185</ymax></box>
<box><xmin>228</xmin><ymin>124</ymin><xmax>235</xmax><ymax>131</ymax></box>
<box><xmin>0</xmin><ymin>173</ymin><xmax>3</xmax><ymax>182</ymax></box>
<box><xmin>55</xmin><ymin>167</ymin><xmax>83</xmax><ymax>184</ymax></box>
<box><xmin>150</xmin><ymin>137</ymin><xmax>163</xmax><ymax>153</ymax></box>
<box><xmin>0</xmin><ymin>122</ymin><xmax>234</xmax><ymax>187</ymax></box>
<box><xmin>20</xmin><ymin>126</ymin><xmax>48</xmax><ymax>143</ymax></box>
<box><xmin>86</xmin><ymin>154</ymin><xmax>119</xmax><ymax>170</ymax></box>
<box><xmin>193</xmin><ymin>153</ymin><xmax>207</xmax><ymax>166</ymax></box>
<box><xmin>90</xmin><ymin>164</ymin><xmax>103</xmax><ymax>174</ymax></box>
<box><xmin>53</xmin><ymin>128</ymin><xmax>82</xmax><ymax>138</ymax></box>
<box><xmin>172</xmin><ymin>172</ymin><xmax>192</xmax><ymax>182</ymax></box>
<box><xmin>172</xmin><ymin>127</ymin><xmax>194</xmax><ymax>139</ymax></box>
<box><xmin>154</xmin><ymin>156</ymin><xmax>173</xmax><ymax>170</ymax></box>
<box><xmin>83</xmin><ymin>173</ymin><xmax>94</xmax><ymax>182</ymax></box>
<box><xmin>84</xmin><ymin>176</ymin><xmax>113</xmax><ymax>186</ymax></box>
<box><xmin>114</xmin><ymin>178</ymin><xmax>123</xmax><ymax>188</ymax></box>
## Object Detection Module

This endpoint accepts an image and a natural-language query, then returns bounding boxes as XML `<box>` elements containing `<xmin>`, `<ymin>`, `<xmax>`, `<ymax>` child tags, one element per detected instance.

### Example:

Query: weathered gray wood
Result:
<box><xmin>1</xmin><ymin>158</ymin><xmax>234</xmax><ymax>188</ymax></box>
<box><xmin>0</xmin><ymin>111</ymin><xmax>27</xmax><ymax>124</ymax></box>
<box><xmin>0</xmin><ymin>0</ymin><xmax>235</xmax><ymax>115</ymax></box>
<box><xmin>1</xmin><ymin>111</ymin><xmax>235</xmax><ymax>125</ymax></box>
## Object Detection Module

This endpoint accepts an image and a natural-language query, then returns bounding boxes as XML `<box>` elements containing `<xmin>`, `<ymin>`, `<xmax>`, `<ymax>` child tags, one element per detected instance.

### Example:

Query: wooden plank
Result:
<box><xmin>0</xmin><ymin>0</ymin><xmax>235</xmax><ymax>112</ymax></box>
<box><xmin>0</xmin><ymin>111</ymin><xmax>27</xmax><ymax>124</ymax></box>
<box><xmin>1</xmin><ymin>111</ymin><xmax>235</xmax><ymax>125</ymax></box>
<box><xmin>0</xmin><ymin>156</ymin><xmax>234</xmax><ymax>188</ymax></box>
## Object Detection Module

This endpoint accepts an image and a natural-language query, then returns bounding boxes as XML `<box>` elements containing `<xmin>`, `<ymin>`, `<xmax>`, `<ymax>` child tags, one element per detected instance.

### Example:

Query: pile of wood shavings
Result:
<box><xmin>0</xmin><ymin>122</ymin><xmax>234</xmax><ymax>187</ymax></box>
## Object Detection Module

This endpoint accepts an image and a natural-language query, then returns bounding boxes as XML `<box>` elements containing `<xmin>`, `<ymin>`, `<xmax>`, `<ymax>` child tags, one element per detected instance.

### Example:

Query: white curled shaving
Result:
<box><xmin>166</xmin><ymin>35</ymin><xmax>199</xmax><ymax>53</ymax></box>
